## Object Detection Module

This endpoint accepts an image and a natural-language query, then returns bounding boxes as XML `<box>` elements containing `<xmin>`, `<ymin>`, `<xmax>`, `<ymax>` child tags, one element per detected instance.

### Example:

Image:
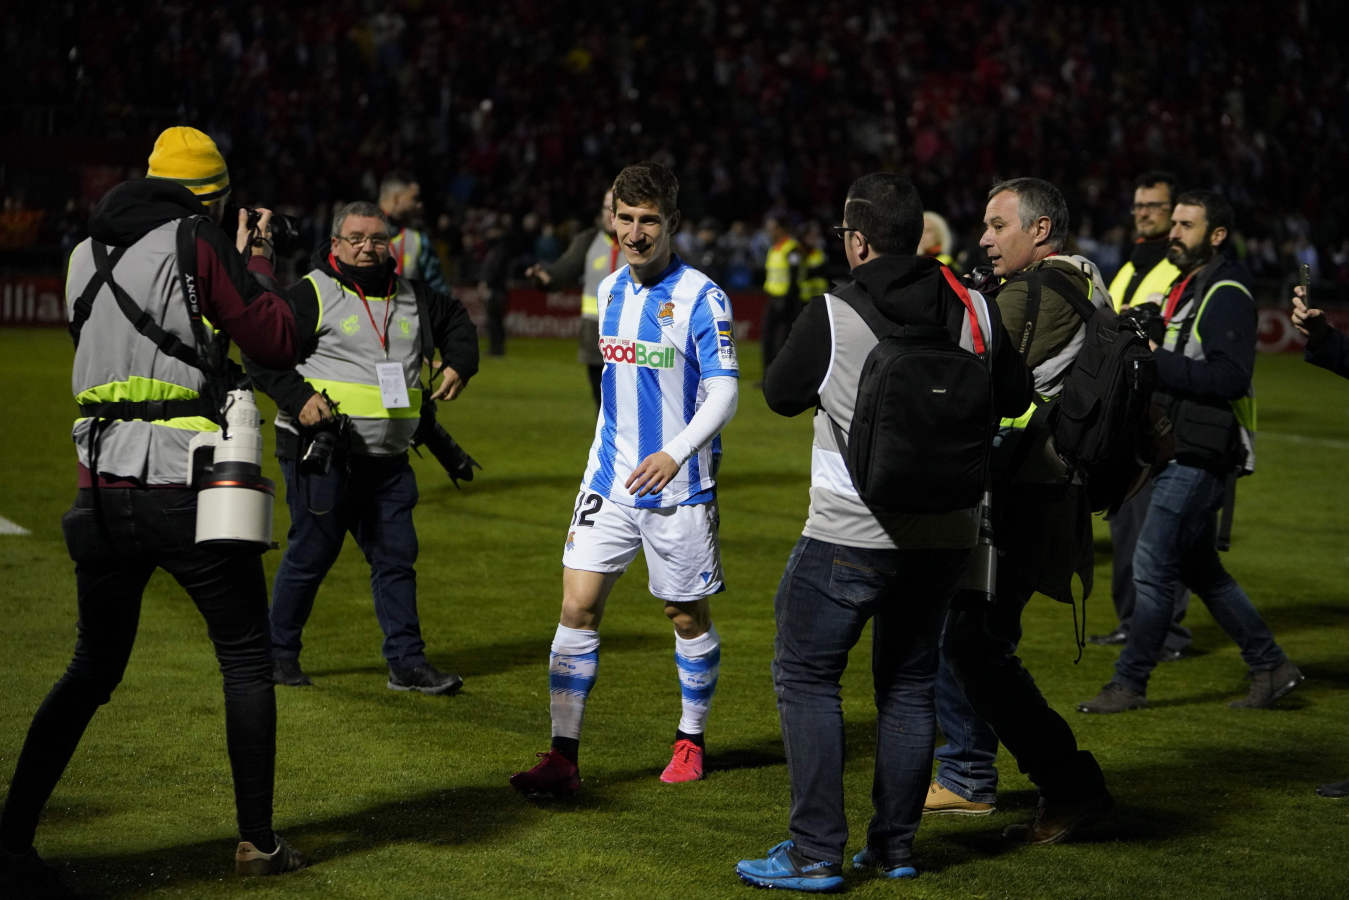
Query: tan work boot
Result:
<box><xmin>923</xmin><ymin>780</ymin><xmax>995</xmax><ymax>816</ymax></box>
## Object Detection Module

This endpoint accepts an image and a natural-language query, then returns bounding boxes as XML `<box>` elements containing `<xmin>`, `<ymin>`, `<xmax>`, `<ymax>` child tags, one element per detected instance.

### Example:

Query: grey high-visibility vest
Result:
<box><xmin>1162</xmin><ymin>274</ymin><xmax>1257</xmax><ymax>474</ymax></box>
<box><xmin>279</xmin><ymin>270</ymin><xmax>423</xmax><ymax>455</ymax></box>
<box><xmin>806</xmin><ymin>287</ymin><xmax>994</xmax><ymax>550</ymax></box>
<box><xmin>66</xmin><ymin>220</ymin><xmax>220</xmax><ymax>485</ymax></box>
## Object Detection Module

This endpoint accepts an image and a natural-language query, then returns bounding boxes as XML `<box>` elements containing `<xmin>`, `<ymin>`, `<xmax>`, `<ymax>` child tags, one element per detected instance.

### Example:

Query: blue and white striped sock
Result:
<box><xmin>549</xmin><ymin>624</ymin><xmax>600</xmax><ymax>741</ymax></box>
<box><xmin>674</xmin><ymin>625</ymin><xmax>720</xmax><ymax>737</ymax></box>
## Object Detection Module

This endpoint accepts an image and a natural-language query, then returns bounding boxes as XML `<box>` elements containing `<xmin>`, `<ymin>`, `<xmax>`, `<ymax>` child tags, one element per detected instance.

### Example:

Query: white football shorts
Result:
<box><xmin>561</xmin><ymin>489</ymin><xmax>724</xmax><ymax>601</ymax></box>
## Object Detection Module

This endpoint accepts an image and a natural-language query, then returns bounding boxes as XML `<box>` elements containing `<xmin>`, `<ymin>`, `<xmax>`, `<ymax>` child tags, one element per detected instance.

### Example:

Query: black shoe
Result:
<box><xmin>1</xmin><ymin>845</ymin><xmax>74</xmax><ymax>898</ymax></box>
<box><xmin>272</xmin><ymin>658</ymin><xmax>312</xmax><ymax>687</ymax></box>
<box><xmin>1078</xmin><ymin>682</ymin><xmax>1148</xmax><ymax>714</ymax></box>
<box><xmin>1316</xmin><ymin>778</ymin><xmax>1349</xmax><ymax>798</ymax></box>
<box><xmin>1087</xmin><ymin>627</ymin><xmax>1128</xmax><ymax>646</ymax></box>
<box><xmin>235</xmin><ymin>835</ymin><xmax>307</xmax><ymax>875</ymax></box>
<box><xmin>1157</xmin><ymin>648</ymin><xmax>1186</xmax><ymax>663</ymax></box>
<box><xmin>388</xmin><ymin>662</ymin><xmax>463</xmax><ymax>696</ymax></box>
<box><xmin>1229</xmin><ymin>659</ymin><xmax>1304</xmax><ymax>709</ymax></box>
<box><xmin>1002</xmin><ymin>790</ymin><xmax>1113</xmax><ymax>844</ymax></box>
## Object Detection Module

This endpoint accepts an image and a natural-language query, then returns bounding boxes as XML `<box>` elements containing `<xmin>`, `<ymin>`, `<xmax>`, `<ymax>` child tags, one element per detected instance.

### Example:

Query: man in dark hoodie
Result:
<box><xmin>246</xmin><ymin>201</ymin><xmax>478</xmax><ymax>696</ymax></box>
<box><xmin>735</xmin><ymin>173</ymin><xmax>1031</xmax><ymax>890</ymax></box>
<box><xmin>1</xmin><ymin>126</ymin><xmax>310</xmax><ymax>892</ymax></box>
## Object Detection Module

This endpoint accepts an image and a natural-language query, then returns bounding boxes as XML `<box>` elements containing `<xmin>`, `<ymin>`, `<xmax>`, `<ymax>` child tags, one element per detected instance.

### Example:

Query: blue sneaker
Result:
<box><xmin>736</xmin><ymin>839</ymin><xmax>843</xmax><ymax>893</ymax></box>
<box><xmin>851</xmin><ymin>846</ymin><xmax>918</xmax><ymax>879</ymax></box>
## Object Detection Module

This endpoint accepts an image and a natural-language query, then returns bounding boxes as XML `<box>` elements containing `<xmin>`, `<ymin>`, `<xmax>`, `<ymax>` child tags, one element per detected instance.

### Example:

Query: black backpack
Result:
<box><xmin>1033</xmin><ymin>266</ymin><xmax>1160</xmax><ymax>514</ymax></box>
<box><xmin>828</xmin><ymin>269</ymin><xmax>994</xmax><ymax>516</ymax></box>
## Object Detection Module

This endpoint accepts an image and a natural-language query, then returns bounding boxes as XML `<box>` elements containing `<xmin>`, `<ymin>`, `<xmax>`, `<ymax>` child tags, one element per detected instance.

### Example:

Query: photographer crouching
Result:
<box><xmin>245</xmin><ymin>200</ymin><xmax>479</xmax><ymax>695</ymax></box>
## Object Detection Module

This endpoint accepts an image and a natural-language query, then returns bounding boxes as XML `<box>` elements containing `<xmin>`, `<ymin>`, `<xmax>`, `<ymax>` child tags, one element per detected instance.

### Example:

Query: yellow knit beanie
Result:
<box><xmin>146</xmin><ymin>126</ymin><xmax>231</xmax><ymax>202</ymax></box>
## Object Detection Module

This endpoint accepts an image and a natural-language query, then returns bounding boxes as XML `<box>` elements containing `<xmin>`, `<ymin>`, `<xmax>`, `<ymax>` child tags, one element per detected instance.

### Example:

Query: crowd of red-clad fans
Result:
<box><xmin>3</xmin><ymin>0</ymin><xmax>1346</xmax><ymax>296</ymax></box>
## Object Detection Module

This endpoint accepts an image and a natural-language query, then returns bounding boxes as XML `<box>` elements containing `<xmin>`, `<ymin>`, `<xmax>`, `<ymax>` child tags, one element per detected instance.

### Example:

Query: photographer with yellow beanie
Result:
<box><xmin>0</xmin><ymin>126</ymin><xmax>317</xmax><ymax>893</ymax></box>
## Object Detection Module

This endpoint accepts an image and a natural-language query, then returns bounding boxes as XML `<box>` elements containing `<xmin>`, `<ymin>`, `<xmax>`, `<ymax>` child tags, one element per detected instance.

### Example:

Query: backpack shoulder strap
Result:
<box><xmin>939</xmin><ymin>265</ymin><xmax>986</xmax><ymax>355</ymax></box>
<box><xmin>68</xmin><ymin>243</ymin><xmax>127</xmax><ymax>347</ymax></box>
<box><xmin>1036</xmin><ymin>261</ymin><xmax>1096</xmax><ymax>323</ymax></box>
<box><xmin>828</xmin><ymin>281</ymin><xmax>898</xmax><ymax>340</ymax></box>
<box><xmin>89</xmin><ymin>237</ymin><xmax>205</xmax><ymax>371</ymax></box>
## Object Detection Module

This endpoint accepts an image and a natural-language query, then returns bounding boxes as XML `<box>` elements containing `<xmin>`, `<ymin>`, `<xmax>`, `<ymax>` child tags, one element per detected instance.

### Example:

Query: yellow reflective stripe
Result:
<box><xmin>75</xmin><ymin>376</ymin><xmax>217</xmax><ymax>432</ymax></box>
<box><xmin>1000</xmin><ymin>401</ymin><xmax>1038</xmax><ymax>430</ymax></box>
<box><xmin>1108</xmin><ymin>261</ymin><xmax>1135</xmax><ymax>311</ymax></box>
<box><xmin>582</xmin><ymin>292</ymin><xmax>599</xmax><ymax>316</ymax></box>
<box><xmin>303</xmin><ymin>274</ymin><xmax>325</xmax><ymax>333</ymax></box>
<box><xmin>1231</xmin><ymin>395</ymin><xmax>1257</xmax><ymax>432</ymax></box>
<box><xmin>1191</xmin><ymin>280</ymin><xmax>1252</xmax><ymax>347</ymax></box>
<box><xmin>75</xmin><ymin>415</ymin><xmax>217</xmax><ymax>432</ymax></box>
<box><xmin>77</xmin><ymin>375</ymin><xmax>200</xmax><ymax>404</ymax></box>
<box><xmin>305</xmin><ymin>378</ymin><xmax>422</xmax><ymax>418</ymax></box>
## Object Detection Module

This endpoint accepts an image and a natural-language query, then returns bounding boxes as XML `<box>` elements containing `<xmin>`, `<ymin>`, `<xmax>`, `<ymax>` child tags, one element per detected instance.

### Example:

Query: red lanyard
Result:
<box><xmin>332</xmin><ymin>253</ymin><xmax>395</xmax><ymax>354</ymax></box>
<box><xmin>1163</xmin><ymin>272</ymin><xmax>1195</xmax><ymax>325</ymax></box>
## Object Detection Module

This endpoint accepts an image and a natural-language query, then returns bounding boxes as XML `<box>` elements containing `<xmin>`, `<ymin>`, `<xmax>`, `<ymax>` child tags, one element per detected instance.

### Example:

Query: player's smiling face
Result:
<box><xmin>614</xmin><ymin>197</ymin><xmax>676</xmax><ymax>279</ymax></box>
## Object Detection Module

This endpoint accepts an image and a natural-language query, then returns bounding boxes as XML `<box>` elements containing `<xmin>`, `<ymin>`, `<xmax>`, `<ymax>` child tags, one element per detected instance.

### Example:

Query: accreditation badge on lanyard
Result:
<box><xmin>376</xmin><ymin>361</ymin><xmax>410</xmax><ymax>408</ymax></box>
<box><xmin>349</xmin><ymin>276</ymin><xmax>411</xmax><ymax>408</ymax></box>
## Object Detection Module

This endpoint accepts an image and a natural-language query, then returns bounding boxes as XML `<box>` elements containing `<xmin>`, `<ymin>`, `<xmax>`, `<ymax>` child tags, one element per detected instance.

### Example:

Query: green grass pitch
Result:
<box><xmin>1</xmin><ymin>327</ymin><xmax>1347</xmax><ymax>898</ymax></box>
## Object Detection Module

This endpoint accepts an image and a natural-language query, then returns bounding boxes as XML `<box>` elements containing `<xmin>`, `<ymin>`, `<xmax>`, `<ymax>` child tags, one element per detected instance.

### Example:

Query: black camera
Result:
<box><xmin>412</xmin><ymin>403</ymin><xmax>481</xmax><ymax>488</ymax></box>
<box><xmin>1119</xmin><ymin>301</ymin><xmax>1165</xmax><ymax>345</ymax></box>
<box><xmin>299</xmin><ymin>413</ymin><xmax>350</xmax><ymax>476</ymax></box>
<box><xmin>961</xmin><ymin>265</ymin><xmax>1000</xmax><ymax>295</ymax></box>
<box><xmin>245</xmin><ymin>208</ymin><xmax>303</xmax><ymax>252</ymax></box>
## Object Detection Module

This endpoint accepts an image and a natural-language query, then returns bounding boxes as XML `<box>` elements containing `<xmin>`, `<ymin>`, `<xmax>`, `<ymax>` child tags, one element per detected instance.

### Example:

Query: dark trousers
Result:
<box><xmin>1109</xmin><ymin>480</ymin><xmax>1191</xmax><ymax>651</ymax></box>
<box><xmin>941</xmin><ymin>569</ymin><xmax>1106</xmax><ymax>802</ymax></box>
<box><xmin>761</xmin><ymin>294</ymin><xmax>801</xmax><ymax>371</ymax></box>
<box><xmin>772</xmin><ymin>537</ymin><xmax>967</xmax><ymax>866</ymax></box>
<box><xmin>485</xmin><ymin>288</ymin><xmax>508</xmax><ymax>356</ymax></box>
<box><xmin>0</xmin><ymin>488</ymin><xmax>276</xmax><ymax>851</ymax></box>
<box><xmin>270</xmin><ymin>454</ymin><xmax>426</xmax><ymax>668</ymax></box>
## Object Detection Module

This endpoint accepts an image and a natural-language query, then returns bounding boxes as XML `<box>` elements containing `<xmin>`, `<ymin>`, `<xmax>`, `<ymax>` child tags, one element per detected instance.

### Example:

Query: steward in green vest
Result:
<box><xmin>1108</xmin><ymin>172</ymin><xmax>1181</xmax><ymax>312</ymax></box>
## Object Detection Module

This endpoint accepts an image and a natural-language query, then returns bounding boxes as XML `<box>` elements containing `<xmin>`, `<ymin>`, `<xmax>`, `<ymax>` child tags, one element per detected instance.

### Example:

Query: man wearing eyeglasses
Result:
<box><xmin>737</xmin><ymin>173</ymin><xmax>1031</xmax><ymax>889</ymax></box>
<box><xmin>245</xmin><ymin>201</ymin><xmax>479</xmax><ymax>695</ymax></box>
<box><xmin>1090</xmin><ymin>171</ymin><xmax>1192</xmax><ymax>657</ymax></box>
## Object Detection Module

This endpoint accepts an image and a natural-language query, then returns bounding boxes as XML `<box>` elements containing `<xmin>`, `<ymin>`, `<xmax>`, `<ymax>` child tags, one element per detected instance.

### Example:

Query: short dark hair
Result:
<box><xmin>1174</xmin><ymin>189</ymin><xmax>1234</xmax><ymax>240</ymax></box>
<box><xmin>988</xmin><ymin>177</ymin><xmax>1069</xmax><ymax>252</ymax></box>
<box><xmin>332</xmin><ymin>200</ymin><xmax>390</xmax><ymax>237</ymax></box>
<box><xmin>612</xmin><ymin>162</ymin><xmax>679</xmax><ymax>218</ymax></box>
<box><xmin>1134</xmin><ymin>170</ymin><xmax>1178</xmax><ymax>198</ymax></box>
<box><xmin>843</xmin><ymin>173</ymin><xmax>923</xmax><ymax>256</ymax></box>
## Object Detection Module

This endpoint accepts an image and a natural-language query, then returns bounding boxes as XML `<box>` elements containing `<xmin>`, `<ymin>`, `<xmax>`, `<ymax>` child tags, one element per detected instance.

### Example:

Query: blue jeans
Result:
<box><xmin>1109</xmin><ymin>480</ymin><xmax>1191</xmax><ymax>652</ymax></box>
<box><xmin>772</xmin><ymin>536</ymin><xmax>967</xmax><ymax>866</ymax></box>
<box><xmin>1114</xmin><ymin>462</ymin><xmax>1285</xmax><ymax>694</ymax></box>
<box><xmin>933</xmin><ymin>650</ymin><xmax>999</xmax><ymax>803</ymax></box>
<box><xmin>270</xmin><ymin>453</ymin><xmax>427</xmax><ymax>667</ymax></box>
<box><xmin>1</xmin><ymin>488</ymin><xmax>276</xmax><ymax>851</ymax></box>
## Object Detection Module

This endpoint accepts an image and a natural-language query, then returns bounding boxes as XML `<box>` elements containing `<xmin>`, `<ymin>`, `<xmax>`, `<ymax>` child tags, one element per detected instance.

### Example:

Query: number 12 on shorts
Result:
<box><xmin>571</xmin><ymin>491</ymin><xmax>602</xmax><ymax>528</ymax></box>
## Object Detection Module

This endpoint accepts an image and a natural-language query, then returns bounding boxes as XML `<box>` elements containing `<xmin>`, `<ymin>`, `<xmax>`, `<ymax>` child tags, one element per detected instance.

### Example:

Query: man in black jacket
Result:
<box><xmin>1080</xmin><ymin>191</ymin><xmax>1302</xmax><ymax>714</ymax></box>
<box><xmin>735</xmin><ymin>173</ymin><xmax>1031</xmax><ymax>889</ymax></box>
<box><xmin>246</xmin><ymin>201</ymin><xmax>478</xmax><ymax>695</ymax></box>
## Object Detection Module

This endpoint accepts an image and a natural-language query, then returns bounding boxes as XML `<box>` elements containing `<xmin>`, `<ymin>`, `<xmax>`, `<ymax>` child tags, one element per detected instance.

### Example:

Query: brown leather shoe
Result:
<box><xmin>923</xmin><ymin>780</ymin><xmax>994</xmax><ymax>816</ymax></box>
<box><xmin>1002</xmin><ymin>790</ymin><xmax>1113</xmax><ymax>845</ymax></box>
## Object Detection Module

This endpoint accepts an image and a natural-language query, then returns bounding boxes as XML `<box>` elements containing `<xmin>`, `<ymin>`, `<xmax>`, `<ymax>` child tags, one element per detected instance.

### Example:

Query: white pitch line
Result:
<box><xmin>1260</xmin><ymin>432</ymin><xmax>1349</xmax><ymax>451</ymax></box>
<box><xmin>0</xmin><ymin>515</ymin><xmax>31</xmax><ymax>536</ymax></box>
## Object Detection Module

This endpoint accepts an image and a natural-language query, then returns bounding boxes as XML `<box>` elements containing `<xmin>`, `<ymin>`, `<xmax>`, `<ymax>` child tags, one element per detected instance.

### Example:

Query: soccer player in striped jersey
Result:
<box><xmin>510</xmin><ymin>162</ymin><xmax>738</xmax><ymax>797</ymax></box>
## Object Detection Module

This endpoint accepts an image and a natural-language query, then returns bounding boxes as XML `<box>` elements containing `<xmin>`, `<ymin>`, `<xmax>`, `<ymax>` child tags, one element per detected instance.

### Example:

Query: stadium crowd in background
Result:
<box><xmin>3</xmin><ymin>1</ymin><xmax>1347</xmax><ymax>300</ymax></box>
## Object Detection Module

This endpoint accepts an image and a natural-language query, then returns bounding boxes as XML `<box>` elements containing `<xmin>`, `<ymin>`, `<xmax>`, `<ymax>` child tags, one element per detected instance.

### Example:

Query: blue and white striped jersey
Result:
<box><xmin>580</xmin><ymin>255</ymin><xmax>739</xmax><ymax>508</ymax></box>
